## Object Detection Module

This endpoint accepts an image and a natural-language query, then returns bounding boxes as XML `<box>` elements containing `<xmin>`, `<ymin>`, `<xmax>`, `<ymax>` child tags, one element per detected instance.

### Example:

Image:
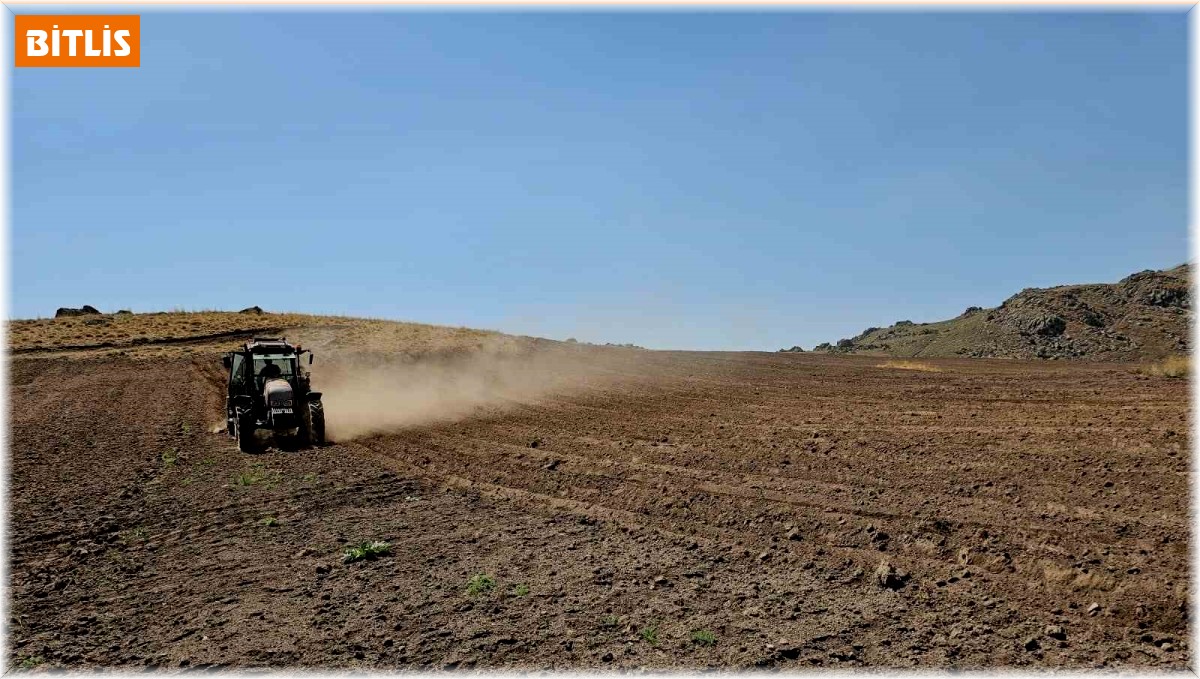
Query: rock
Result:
<box><xmin>786</xmin><ymin>529</ymin><xmax>802</xmax><ymax>542</ymax></box>
<box><xmin>315</xmin><ymin>564</ymin><xmax>331</xmax><ymax>576</ymax></box>
<box><xmin>601</xmin><ymin>652</ymin><xmax>613</xmax><ymax>662</ymax></box>
<box><xmin>1024</xmin><ymin>637</ymin><xmax>1041</xmax><ymax>651</ymax></box>
<box><xmin>238</xmin><ymin>306</ymin><xmax>264</xmax><ymax>315</ymax></box>
<box><xmin>875</xmin><ymin>560</ymin><xmax>910</xmax><ymax>590</ymax></box>
<box><xmin>1081</xmin><ymin>309</ymin><xmax>1105</xmax><ymax>327</ymax></box>
<box><xmin>55</xmin><ymin>305</ymin><xmax>101</xmax><ymax>318</ymax></box>
<box><xmin>775</xmin><ymin>645</ymin><xmax>802</xmax><ymax>660</ymax></box>
<box><xmin>1087</xmin><ymin>602</ymin><xmax>1101</xmax><ymax>616</ymax></box>
<box><xmin>1045</xmin><ymin>625</ymin><xmax>1066</xmax><ymax>641</ymax></box>
<box><xmin>836</xmin><ymin>339</ymin><xmax>855</xmax><ymax>348</ymax></box>
<box><xmin>1010</xmin><ymin>312</ymin><xmax>1067</xmax><ymax>337</ymax></box>
<box><xmin>115</xmin><ymin>309</ymin><xmax>132</xmax><ymax>315</ymax></box>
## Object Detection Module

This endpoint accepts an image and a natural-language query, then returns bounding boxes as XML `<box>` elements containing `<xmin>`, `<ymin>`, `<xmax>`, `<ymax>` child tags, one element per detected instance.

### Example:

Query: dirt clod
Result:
<box><xmin>875</xmin><ymin>560</ymin><xmax>910</xmax><ymax>590</ymax></box>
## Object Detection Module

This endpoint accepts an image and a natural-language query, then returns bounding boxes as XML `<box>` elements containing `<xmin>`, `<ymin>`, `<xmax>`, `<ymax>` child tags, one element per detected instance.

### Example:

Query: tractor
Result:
<box><xmin>222</xmin><ymin>338</ymin><xmax>325</xmax><ymax>452</ymax></box>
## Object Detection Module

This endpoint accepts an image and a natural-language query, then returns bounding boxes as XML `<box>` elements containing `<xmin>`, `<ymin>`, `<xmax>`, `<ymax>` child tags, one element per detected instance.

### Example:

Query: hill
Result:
<box><xmin>7</xmin><ymin>309</ymin><xmax>533</xmax><ymax>359</ymax></box>
<box><xmin>805</xmin><ymin>264</ymin><xmax>1191</xmax><ymax>361</ymax></box>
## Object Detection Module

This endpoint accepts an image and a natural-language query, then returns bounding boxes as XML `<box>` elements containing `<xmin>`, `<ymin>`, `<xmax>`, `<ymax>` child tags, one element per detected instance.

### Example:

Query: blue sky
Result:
<box><xmin>12</xmin><ymin>11</ymin><xmax>1187</xmax><ymax>350</ymax></box>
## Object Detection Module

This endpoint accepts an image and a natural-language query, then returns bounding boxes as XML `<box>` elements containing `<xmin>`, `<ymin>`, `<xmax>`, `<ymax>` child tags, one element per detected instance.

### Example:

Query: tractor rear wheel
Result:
<box><xmin>236</xmin><ymin>412</ymin><xmax>259</xmax><ymax>453</ymax></box>
<box><xmin>307</xmin><ymin>401</ymin><xmax>325</xmax><ymax>446</ymax></box>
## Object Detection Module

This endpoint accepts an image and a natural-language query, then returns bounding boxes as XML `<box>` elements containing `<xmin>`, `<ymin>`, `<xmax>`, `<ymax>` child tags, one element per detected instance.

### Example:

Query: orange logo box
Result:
<box><xmin>15</xmin><ymin>15</ymin><xmax>139</xmax><ymax>67</ymax></box>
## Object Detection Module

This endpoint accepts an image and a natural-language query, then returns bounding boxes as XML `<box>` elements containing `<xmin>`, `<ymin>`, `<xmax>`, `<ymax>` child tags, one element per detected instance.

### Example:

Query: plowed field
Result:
<box><xmin>7</xmin><ymin>342</ymin><xmax>1189</xmax><ymax>669</ymax></box>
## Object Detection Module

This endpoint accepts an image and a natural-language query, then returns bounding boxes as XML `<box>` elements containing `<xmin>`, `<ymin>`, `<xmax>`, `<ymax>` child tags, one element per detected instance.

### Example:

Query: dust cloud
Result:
<box><xmin>307</xmin><ymin>341</ymin><xmax>635</xmax><ymax>442</ymax></box>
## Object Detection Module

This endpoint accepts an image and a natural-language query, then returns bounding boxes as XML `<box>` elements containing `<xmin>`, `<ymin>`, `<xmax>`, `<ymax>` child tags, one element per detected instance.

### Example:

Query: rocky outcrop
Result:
<box><xmin>810</xmin><ymin>264</ymin><xmax>1191</xmax><ymax>361</ymax></box>
<box><xmin>55</xmin><ymin>305</ymin><xmax>101</xmax><ymax>318</ymax></box>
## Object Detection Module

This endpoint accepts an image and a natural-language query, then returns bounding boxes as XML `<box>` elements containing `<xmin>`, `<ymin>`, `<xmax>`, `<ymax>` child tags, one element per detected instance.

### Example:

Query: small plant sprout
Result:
<box><xmin>234</xmin><ymin>464</ymin><xmax>279</xmax><ymax>488</ymax></box>
<box><xmin>260</xmin><ymin>516</ymin><xmax>278</xmax><ymax>527</ymax></box>
<box><xmin>161</xmin><ymin>448</ymin><xmax>178</xmax><ymax>467</ymax></box>
<box><xmin>691</xmin><ymin>629</ymin><xmax>717</xmax><ymax>646</ymax></box>
<box><xmin>513</xmin><ymin>583</ymin><xmax>530</xmax><ymax>597</ymax></box>
<box><xmin>18</xmin><ymin>656</ymin><xmax>44</xmax><ymax>669</ymax></box>
<box><xmin>639</xmin><ymin>623</ymin><xmax>660</xmax><ymax>646</ymax></box>
<box><xmin>342</xmin><ymin>540</ymin><xmax>392</xmax><ymax>563</ymax></box>
<box><xmin>466</xmin><ymin>573</ymin><xmax>496</xmax><ymax>596</ymax></box>
<box><xmin>120</xmin><ymin>526</ymin><xmax>148</xmax><ymax>544</ymax></box>
<box><xmin>301</xmin><ymin>472</ymin><xmax>318</xmax><ymax>483</ymax></box>
<box><xmin>601</xmin><ymin>614</ymin><xmax>620</xmax><ymax>629</ymax></box>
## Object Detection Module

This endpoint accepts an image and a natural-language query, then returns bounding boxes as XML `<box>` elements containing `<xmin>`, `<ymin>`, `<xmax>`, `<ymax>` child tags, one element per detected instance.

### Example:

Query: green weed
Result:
<box><xmin>260</xmin><ymin>516</ymin><xmax>278</xmax><ymax>527</ymax></box>
<box><xmin>513</xmin><ymin>583</ymin><xmax>530</xmax><ymax>597</ymax></box>
<box><xmin>691</xmin><ymin>629</ymin><xmax>717</xmax><ymax>646</ymax></box>
<box><xmin>234</xmin><ymin>464</ymin><xmax>280</xmax><ymax>488</ymax></box>
<box><xmin>161</xmin><ymin>448</ymin><xmax>178</xmax><ymax>467</ymax></box>
<box><xmin>466</xmin><ymin>573</ymin><xmax>496</xmax><ymax>596</ymax></box>
<box><xmin>343</xmin><ymin>540</ymin><xmax>392</xmax><ymax>563</ymax></box>
<box><xmin>639</xmin><ymin>623</ymin><xmax>659</xmax><ymax>646</ymax></box>
<box><xmin>18</xmin><ymin>656</ymin><xmax>44</xmax><ymax>669</ymax></box>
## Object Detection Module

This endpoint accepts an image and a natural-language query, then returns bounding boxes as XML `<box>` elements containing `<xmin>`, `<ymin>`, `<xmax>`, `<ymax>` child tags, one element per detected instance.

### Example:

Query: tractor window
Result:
<box><xmin>229</xmin><ymin>354</ymin><xmax>246</xmax><ymax>392</ymax></box>
<box><xmin>253</xmin><ymin>355</ymin><xmax>296</xmax><ymax>387</ymax></box>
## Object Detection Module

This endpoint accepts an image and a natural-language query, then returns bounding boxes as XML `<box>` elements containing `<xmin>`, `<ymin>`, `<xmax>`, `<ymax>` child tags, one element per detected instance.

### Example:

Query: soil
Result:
<box><xmin>7</xmin><ymin>347</ymin><xmax>1190</xmax><ymax>670</ymax></box>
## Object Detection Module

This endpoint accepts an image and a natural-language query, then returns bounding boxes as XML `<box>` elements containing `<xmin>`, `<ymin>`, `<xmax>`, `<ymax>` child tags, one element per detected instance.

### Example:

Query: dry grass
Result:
<box><xmin>8</xmin><ymin>309</ymin><xmax>508</xmax><ymax>358</ymax></box>
<box><xmin>1136</xmin><ymin>355</ymin><xmax>1190</xmax><ymax>379</ymax></box>
<box><xmin>875</xmin><ymin>360</ymin><xmax>943</xmax><ymax>373</ymax></box>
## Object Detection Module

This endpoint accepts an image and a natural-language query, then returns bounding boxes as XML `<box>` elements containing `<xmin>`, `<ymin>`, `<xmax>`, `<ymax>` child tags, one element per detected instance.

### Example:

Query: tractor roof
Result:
<box><xmin>244</xmin><ymin>338</ymin><xmax>296</xmax><ymax>353</ymax></box>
